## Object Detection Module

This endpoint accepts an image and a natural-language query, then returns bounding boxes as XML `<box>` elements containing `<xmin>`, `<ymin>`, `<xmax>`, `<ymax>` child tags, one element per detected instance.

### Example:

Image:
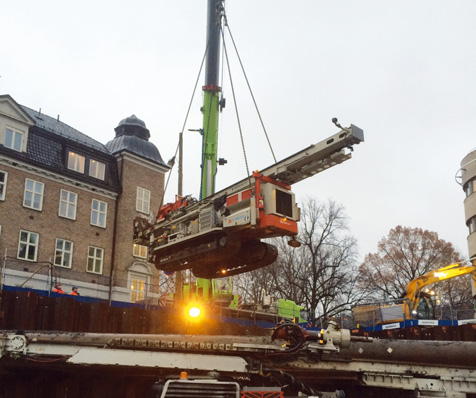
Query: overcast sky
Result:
<box><xmin>2</xmin><ymin>1</ymin><xmax>475</xmax><ymax>262</ymax></box>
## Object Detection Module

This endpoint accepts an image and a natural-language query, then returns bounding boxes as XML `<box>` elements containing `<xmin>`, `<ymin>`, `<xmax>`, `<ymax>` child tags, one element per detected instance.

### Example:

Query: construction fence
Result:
<box><xmin>0</xmin><ymin>290</ymin><xmax>161</xmax><ymax>333</ymax></box>
<box><xmin>0</xmin><ymin>289</ymin><xmax>270</xmax><ymax>335</ymax></box>
<box><xmin>0</xmin><ymin>255</ymin><xmax>179</xmax><ymax>305</ymax></box>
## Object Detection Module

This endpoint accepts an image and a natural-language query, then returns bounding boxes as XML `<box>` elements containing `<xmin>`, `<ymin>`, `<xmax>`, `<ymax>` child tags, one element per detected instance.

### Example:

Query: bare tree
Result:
<box><xmin>438</xmin><ymin>274</ymin><xmax>475</xmax><ymax>320</ymax></box>
<box><xmin>358</xmin><ymin>226</ymin><xmax>463</xmax><ymax>302</ymax></box>
<box><xmin>289</xmin><ymin>198</ymin><xmax>363</xmax><ymax>320</ymax></box>
<box><xmin>236</xmin><ymin>197</ymin><xmax>363</xmax><ymax>322</ymax></box>
<box><xmin>233</xmin><ymin>265</ymin><xmax>279</xmax><ymax>305</ymax></box>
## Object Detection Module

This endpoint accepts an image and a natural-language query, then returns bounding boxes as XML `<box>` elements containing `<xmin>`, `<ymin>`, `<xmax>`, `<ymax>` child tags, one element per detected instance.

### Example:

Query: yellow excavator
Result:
<box><xmin>353</xmin><ymin>260</ymin><xmax>476</xmax><ymax>326</ymax></box>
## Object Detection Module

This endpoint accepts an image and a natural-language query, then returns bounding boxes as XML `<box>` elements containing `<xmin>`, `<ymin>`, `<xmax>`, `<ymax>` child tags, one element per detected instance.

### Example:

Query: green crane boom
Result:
<box><xmin>200</xmin><ymin>0</ymin><xmax>225</xmax><ymax>200</ymax></box>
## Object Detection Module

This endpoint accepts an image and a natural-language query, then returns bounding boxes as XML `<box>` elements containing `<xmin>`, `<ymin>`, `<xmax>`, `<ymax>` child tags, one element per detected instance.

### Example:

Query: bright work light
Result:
<box><xmin>189</xmin><ymin>306</ymin><xmax>201</xmax><ymax>318</ymax></box>
<box><xmin>184</xmin><ymin>303</ymin><xmax>204</xmax><ymax>322</ymax></box>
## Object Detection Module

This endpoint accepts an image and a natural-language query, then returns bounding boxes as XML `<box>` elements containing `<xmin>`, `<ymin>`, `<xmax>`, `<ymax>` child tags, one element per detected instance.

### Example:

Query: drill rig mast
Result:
<box><xmin>135</xmin><ymin>124</ymin><xmax>364</xmax><ymax>278</ymax></box>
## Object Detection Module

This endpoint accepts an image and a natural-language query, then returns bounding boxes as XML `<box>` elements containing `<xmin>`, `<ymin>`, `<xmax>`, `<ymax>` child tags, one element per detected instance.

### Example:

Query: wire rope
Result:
<box><xmin>223</xmin><ymin>10</ymin><xmax>277</xmax><ymax>163</ymax></box>
<box><xmin>159</xmin><ymin>39</ymin><xmax>211</xmax><ymax>207</ymax></box>
<box><xmin>220</xmin><ymin>27</ymin><xmax>252</xmax><ymax>188</ymax></box>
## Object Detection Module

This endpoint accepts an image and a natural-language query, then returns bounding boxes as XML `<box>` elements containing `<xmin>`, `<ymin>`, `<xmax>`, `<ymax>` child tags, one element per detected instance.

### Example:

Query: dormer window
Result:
<box><xmin>4</xmin><ymin>128</ymin><xmax>24</xmax><ymax>152</ymax></box>
<box><xmin>136</xmin><ymin>187</ymin><xmax>150</xmax><ymax>214</ymax></box>
<box><xmin>68</xmin><ymin>151</ymin><xmax>85</xmax><ymax>173</ymax></box>
<box><xmin>89</xmin><ymin>159</ymin><xmax>105</xmax><ymax>180</ymax></box>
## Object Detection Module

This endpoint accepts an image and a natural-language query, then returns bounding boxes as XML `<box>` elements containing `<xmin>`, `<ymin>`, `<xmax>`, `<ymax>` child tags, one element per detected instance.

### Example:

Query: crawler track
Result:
<box><xmin>192</xmin><ymin>241</ymin><xmax>278</xmax><ymax>278</ymax></box>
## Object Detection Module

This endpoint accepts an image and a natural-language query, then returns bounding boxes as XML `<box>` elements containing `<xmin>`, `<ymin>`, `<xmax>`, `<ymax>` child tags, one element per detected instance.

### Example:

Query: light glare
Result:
<box><xmin>189</xmin><ymin>306</ymin><xmax>201</xmax><ymax>318</ymax></box>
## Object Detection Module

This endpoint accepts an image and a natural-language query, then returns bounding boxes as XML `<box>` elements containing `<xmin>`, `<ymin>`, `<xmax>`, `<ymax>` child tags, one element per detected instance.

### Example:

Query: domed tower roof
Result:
<box><xmin>105</xmin><ymin>115</ymin><xmax>167</xmax><ymax>166</ymax></box>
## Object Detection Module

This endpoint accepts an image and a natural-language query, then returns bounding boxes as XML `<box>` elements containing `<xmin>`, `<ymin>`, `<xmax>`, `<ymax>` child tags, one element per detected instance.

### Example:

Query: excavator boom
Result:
<box><xmin>405</xmin><ymin>261</ymin><xmax>476</xmax><ymax>313</ymax></box>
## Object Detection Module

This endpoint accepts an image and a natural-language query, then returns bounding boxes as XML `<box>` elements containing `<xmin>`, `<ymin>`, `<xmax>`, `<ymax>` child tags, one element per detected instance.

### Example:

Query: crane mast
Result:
<box><xmin>200</xmin><ymin>0</ymin><xmax>225</xmax><ymax>199</ymax></box>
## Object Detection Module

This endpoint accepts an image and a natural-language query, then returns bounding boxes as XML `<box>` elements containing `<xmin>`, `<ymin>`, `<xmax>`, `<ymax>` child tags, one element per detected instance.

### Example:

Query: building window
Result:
<box><xmin>18</xmin><ymin>230</ymin><xmax>39</xmax><ymax>261</ymax></box>
<box><xmin>89</xmin><ymin>159</ymin><xmax>105</xmax><ymax>180</ymax></box>
<box><xmin>23</xmin><ymin>179</ymin><xmax>44</xmax><ymax>210</ymax></box>
<box><xmin>91</xmin><ymin>199</ymin><xmax>107</xmax><ymax>228</ymax></box>
<box><xmin>136</xmin><ymin>187</ymin><xmax>150</xmax><ymax>214</ymax></box>
<box><xmin>133</xmin><ymin>244</ymin><xmax>148</xmax><ymax>259</ymax></box>
<box><xmin>68</xmin><ymin>151</ymin><xmax>85</xmax><ymax>173</ymax></box>
<box><xmin>54</xmin><ymin>239</ymin><xmax>73</xmax><ymax>268</ymax></box>
<box><xmin>0</xmin><ymin>171</ymin><xmax>7</xmax><ymax>200</ymax></box>
<box><xmin>59</xmin><ymin>189</ymin><xmax>77</xmax><ymax>220</ymax></box>
<box><xmin>465</xmin><ymin>179</ymin><xmax>474</xmax><ymax>197</ymax></box>
<box><xmin>469</xmin><ymin>217</ymin><xmax>476</xmax><ymax>235</ymax></box>
<box><xmin>130</xmin><ymin>275</ymin><xmax>147</xmax><ymax>303</ymax></box>
<box><xmin>4</xmin><ymin>128</ymin><xmax>23</xmax><ymax>152</ymax></box>
<box><xmin>87</xmin><ymin>246</ymin><xmax>104</xmax><ymax>274</ymax></box>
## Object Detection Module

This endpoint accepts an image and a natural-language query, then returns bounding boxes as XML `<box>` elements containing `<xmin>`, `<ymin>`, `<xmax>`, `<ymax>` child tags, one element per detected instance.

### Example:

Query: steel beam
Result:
<box><xmin>3</xmin><ymin>331</ymin><xmax>476</xmax><ymax>396</ymax></box>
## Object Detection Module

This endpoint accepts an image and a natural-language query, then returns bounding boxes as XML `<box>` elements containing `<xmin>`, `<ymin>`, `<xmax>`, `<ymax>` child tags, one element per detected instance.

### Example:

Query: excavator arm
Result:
<box><xmin>405</xmin><ymin>261</ymin><xmax>476</xmax><ymax>314</ymax></box>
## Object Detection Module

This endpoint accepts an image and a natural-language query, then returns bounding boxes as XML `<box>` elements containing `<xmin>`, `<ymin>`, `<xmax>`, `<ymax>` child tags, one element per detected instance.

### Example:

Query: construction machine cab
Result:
<box><xmin>414</xmin><ymin>292</ymin><xmax>436</xmax><ymax>320</ymax></box>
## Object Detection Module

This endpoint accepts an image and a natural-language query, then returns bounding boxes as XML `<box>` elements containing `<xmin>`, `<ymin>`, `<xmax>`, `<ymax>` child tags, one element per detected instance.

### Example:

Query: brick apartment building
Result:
<box><xmin>0</xmin><ymin>94</ymin><xmax>169</xmax><ymax>305</ymax></box>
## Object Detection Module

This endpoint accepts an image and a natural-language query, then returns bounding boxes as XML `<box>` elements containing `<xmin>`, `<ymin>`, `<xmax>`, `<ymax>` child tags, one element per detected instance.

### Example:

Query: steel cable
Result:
<box><xmin>220</xmin><ymin>27</ymin><xmax>252</xmax><ymax>189</ymax></box>
<box><xmin>160</xmin><ymin>39</ymin><xmax>211</xmax><ymax>208</ymax></box>
<box><xmin>223</xmin><ymin>11</ymin><xmax>277</xmax><ymax>163</ymax></box>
